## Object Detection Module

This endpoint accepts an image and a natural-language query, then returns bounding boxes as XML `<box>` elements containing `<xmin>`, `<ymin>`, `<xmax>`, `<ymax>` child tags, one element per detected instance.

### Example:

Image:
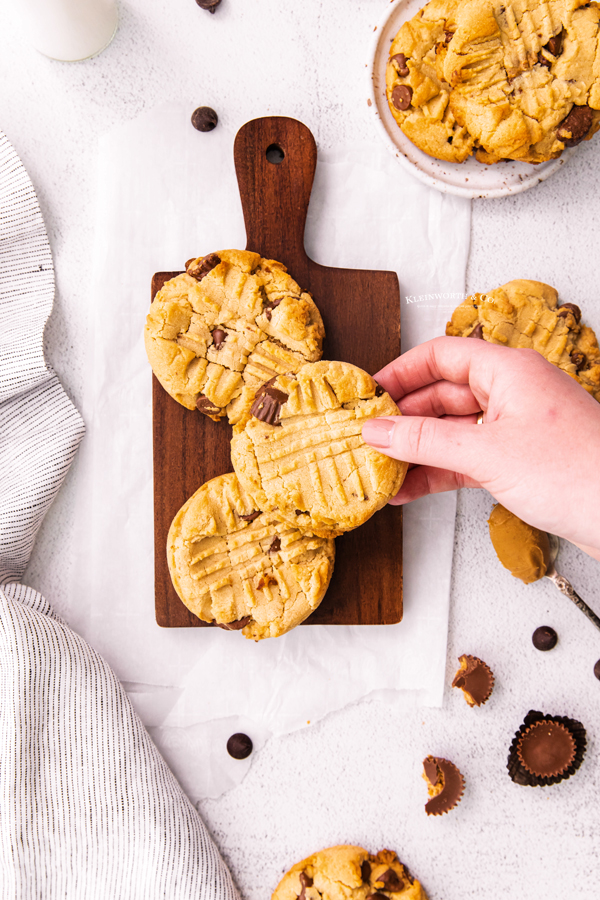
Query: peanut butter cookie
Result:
<box><xmin>272</xmin><ymin>845</ymin><xmax>427</xmax><ymax>900</ymax></box>
<box><xmin>446</xmin><ymin>279</ymin><xmax>600</xmax><ymax>400</ymax></box>
<box><xmin>230</xmin><ymin>361</ymin><xmax>408</xmax><ymax>539</ymax></box>
<box><xmin>145</xmin><ymin>250</ymin><xmax>324</xmax><ymax>424</ymax></box>
<box><xmin>387</xmin><ymin>0</ymin><xmax>600</xmax><ymax>164</ymax></box>
<box><xmin>167</xmin><ymin>473</ymin><xmax>335</xmax><ymax>641</ymax></box>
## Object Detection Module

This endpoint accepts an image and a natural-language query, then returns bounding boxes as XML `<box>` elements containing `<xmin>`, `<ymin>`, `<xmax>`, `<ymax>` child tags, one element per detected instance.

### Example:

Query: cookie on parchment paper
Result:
<box><xmin>145</xmin><ymin>249</ymin><xmax>324</xmax><ymax>424</ymax></box>
<box><xmin>446</xmin><ymin>279</ymin><xmax>600</xmax><ymax>401</ymax></box>
<box><xmin>272</xmin><ymin>844</ymin><xmax>427</xmax><ymax>900</ymax></box>
<box><xmin>386</xmin><ymin>0</ymin><xmax>600</xmax><ymax>165</ymax></box>
<box><xmin>230</xmin><ymin>360</ymin><xmax>408</xmax><ymax>539</ymax></box>
<box><xmin>167</xmin><ymin>472</ymin><xmax>335</xmax><ymax>641</ymax></box>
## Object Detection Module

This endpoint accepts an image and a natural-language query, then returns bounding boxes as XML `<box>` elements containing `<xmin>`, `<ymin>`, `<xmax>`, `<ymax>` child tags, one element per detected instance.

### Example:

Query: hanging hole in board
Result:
<box><xmin>266</xmin><ymin>144</ymin><xmax>285</xmax><ymax>165</ymax></box>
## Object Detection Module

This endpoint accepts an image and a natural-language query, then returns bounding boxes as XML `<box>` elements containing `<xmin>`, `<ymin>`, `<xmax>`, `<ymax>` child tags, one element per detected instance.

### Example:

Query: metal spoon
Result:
<box><xmin>546</xmin><ymin>533</ymin><xmax>600</xmax><ymax>632</ymax></box>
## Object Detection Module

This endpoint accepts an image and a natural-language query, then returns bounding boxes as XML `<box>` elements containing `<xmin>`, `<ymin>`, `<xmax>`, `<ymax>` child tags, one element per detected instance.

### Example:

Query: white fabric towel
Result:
<box><xmin>0</xmin><ymin>132</ymin><xmax>239</xmax><ymax>899</ymax></box>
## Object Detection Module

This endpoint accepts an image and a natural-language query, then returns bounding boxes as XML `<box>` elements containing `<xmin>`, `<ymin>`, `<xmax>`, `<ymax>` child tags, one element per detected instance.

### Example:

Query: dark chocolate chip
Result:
<box><xmin>187</xmin><ymin>252</ymin><xmax>221</xmax><ymax>280</ymax></box>
<box><xmin>264</xmin><ymin>298</ymin><xmax>282</xmax><ymax>322</ymax></box>
<box><xmin>295</xmin><ymin>509</ymin><xmax>307</xmax><ymax>515</ymax></box>
<box><xmin>468</xmin><ymin>322</ymin><xmax>484</xmax><ymax>339</ymax></box>
<box><xmin>196</xmin><ymin>394</ymin><xmax>221</xmax><ymax>416</ymax></box>
<box><xmin>537</xmin><ymin>50</ymin><xmax>552</xmax><ymax>69</ymax></box>
<box><xmin>570</xmin><ymin>350</ymin><xmax>586</xmax><ymax>372</ymax></box>
<box><xmin>361</xmin><ymin>860</ymin><xmax>371</xmax><ymax>883</ymax></box>
<box><xmin>375</xmin><ymin>383</ymin><xmax>385</xmax><ymax>397</ymax></box>
<box><xmin>269</xmin><ymin>536</ymin><xmax>281</xmax><ymax>554</ymax></box>
<box><xmin>212</xmin><ymin>328</ymin><xmax>226</xmax><ymax>348</ymax></box>
<box><xmin>444</xmin><ymin>30</ymin><xmax>454</xmax><ymax>43</ymax></box>
<box><xmin>376</xmin><ymin>868</ymin><xmax>404</xmax><ymax>891</ymax></box>
<box><xmin>390</xmin><ymin>53</ymin><xmax>409</xmax><ymax>76</ymax></box>
<box><xmin>557</xmin><ymin>105</ymin><xmax>594</xmax><ymax>147</ymax></box>
<box><xmin>226</xmin><ymin>732</ymin><xmax>253</xmax><ymax>759</ymax></box>
<box><xmin>250</xmin><ymin>378</ymin><xmax>288</xmax><ymax>425</ymax></box>
<box><xmin>191</xmin><ymin>106</ymin><xmax>219</xmax><ymax>131</ymax></box>
<box><xmin>594</xmin><ymin>660</ymin><xmax>600</xmax><ymax>680</ymax></box>
<box><xmin>195</xmin><ymin>0</ymin><xmax>221</xmax><ymax>13</ymax></box>
<box><xmin>240</xmin><ymin>510</ymin><xmax>261</xmax><ymax>522</ymax></box>
<box><xmin>298</xmin><ymin>871</ymin><xmax>313</xmax><ymax>900</ymax></box>
<box><xmin>557</xmin><ymin>302</ymin><xmax>582</xmax><ymax>323</ymax></box>
<box><xmin>391</xmin><ymin>84</ymin><xmax>413</xmax><ymax>111</ymax></box>
<box><xmin>532</xmin><ymin>626</ymin><xmax>558</xmax><ymax>651</ymax></box>
<box><xmin>217</xmin><ymin>616</ymin><xmax>251</xmax><ymax>631</ymax></box>
<box><xmin>546</xmin><ymin>28</ymin><xmax>565</xmax><ymax>57</ymax></box>
<box><xmin>366</xmin><ymin>894</ymin><xmax>388</xmax><ymax>900</ymax></box>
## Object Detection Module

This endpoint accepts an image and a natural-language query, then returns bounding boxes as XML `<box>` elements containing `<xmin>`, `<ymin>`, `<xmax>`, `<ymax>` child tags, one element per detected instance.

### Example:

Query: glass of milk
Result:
<box><xmin>20</xmin><ymin>0</ymin><xmax>119</xmax><ymax>62</ymax></box>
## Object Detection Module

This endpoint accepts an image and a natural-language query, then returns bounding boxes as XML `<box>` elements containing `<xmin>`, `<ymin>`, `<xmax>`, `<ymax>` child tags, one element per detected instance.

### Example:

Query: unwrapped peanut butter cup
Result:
<box><xmin>422</xmin><ymin>756</ymin><xmax>464</xmax><ymax>815</ymax></box>
<box><xmin>507</xmin><ymin>710</ymin><xmax>586</xmax><ymax>786</ymax></box>
<box><xmin>452</xmin><ymin>654</ymin><xmax>494</xmax><ymax>707</ymax></box>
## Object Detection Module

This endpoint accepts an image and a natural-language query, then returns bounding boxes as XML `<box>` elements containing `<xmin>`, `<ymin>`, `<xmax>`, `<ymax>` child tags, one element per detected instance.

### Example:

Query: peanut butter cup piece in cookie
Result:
<box><xmin>231</xmin><ymin>361</ymin><xmax>408</xmax><ymax>539</ymax></box>
<box><xmin>452</xmin><ymin>654</ymin><xmax>494</xmax><ymax>707</ymax></box>
<box><xmin>272</xmin><ymin>845</ymin><xmax>427</xmax><ymax>899</ymax></box>
<box><xmin>145</xmin><ymin>249</ymin><xmax>324</xmax><ymax>423</ymax></box>
<box><xmin>167</xmin><ymin>473</ymin><xmax>335</xmax><ymax>641</ymax></box>
<box><xmin>446</xmin><ymin>279</ymin><xmax>600</xmax><ymax>402</ymax></box>
<box><xmin>422</xmin><ymin>756</ymin><xmax>464</xmax><ymax>815</ymax></box>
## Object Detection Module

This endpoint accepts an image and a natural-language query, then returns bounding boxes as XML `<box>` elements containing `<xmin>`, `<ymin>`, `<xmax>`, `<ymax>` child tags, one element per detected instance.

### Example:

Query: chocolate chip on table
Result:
<box><xmin>240</xmin><ymin>510</ymin><xmax>260</xmax><ymax>522</ymax></box>
<box><xmin>594</xmin><ymin>660</ymin><xmax>600</xmax><ymax>680</ymax></box>
<box><xmin>570</xmin><ymin>350</ymin><xmax>586</xmax><ymax>372</ymax></box>
<box><xmin>187</xmin><ymin>252</ymin><xmax>221</xmax><ymax>280</ymax></box>
<box><xmin>391</xmin><ymin>84</ymin><xmax>413</xmax><ymax>111</ymax></box>
<box><xmin>557</xmin><ymin>105</ymin><xmax>594</xmax><ymax>147</ymax></box>
<box><xmin>557</xmin><ymin>302</ymin><xmax>582</xmax><ymax>323</ymax></box>
<box><xmin>195</xmin><ymin>0</ymin><xmax>221</xmax><ymax>13</ymax></box>
<box><xmin>468</xmin><ymin>322</ymin><xmax>484</xmax><ymax>339</ymax></box>
<box><xmin>390</xmin><ymin>53</ymin><xmax>409</xmax><ymax>76</ymax></box>
<box><xmin>532</xmin><ymin>625</ymin><xmax>558</xmax><ymax>651</ymax></box>
<box><xmin>212</xmin><ymin>328</ymin><xmax>226</xmax><ymax>348</ymax></box>
<box><xmin>196</xmin><ymin>394</ymin><xmax>221</xmax><ymax>416</ymax></box>
<box><xmin>226</xmin><ymin>732</ymin><xmax>253</xmax><ymax>759</ymax></box>
<box><xmin>191</xmin><ymin>106</ymin><xmax>219</xmax><ymax>132</ymax></box>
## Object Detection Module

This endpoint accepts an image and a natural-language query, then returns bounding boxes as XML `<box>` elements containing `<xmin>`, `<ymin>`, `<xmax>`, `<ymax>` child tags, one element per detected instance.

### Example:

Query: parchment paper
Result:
<box><xmin>75</xmin><ymin>104</ymin><xmax>471</xmax><ymax>800</ymax></box>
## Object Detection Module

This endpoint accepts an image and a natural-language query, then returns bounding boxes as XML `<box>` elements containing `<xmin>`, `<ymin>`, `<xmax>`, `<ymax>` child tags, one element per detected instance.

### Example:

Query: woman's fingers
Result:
<box><xmin>362</xmin><ymin>414</ymin><xmax>490</xmax><ymax>477</ymax></box>
<box><xmin>397</xmin><ymin>380</ymin><xmax>481</xmax><ymax>418</ymax></box>
<box><xmin>389</xmin><ymin>465</ymin><xmax>482</xmax><ymax>505</ymax></box>
<box><xmin>374</xmin><ymin>335</ymin><xmax>505</xmax><ymax>401</ymax></box>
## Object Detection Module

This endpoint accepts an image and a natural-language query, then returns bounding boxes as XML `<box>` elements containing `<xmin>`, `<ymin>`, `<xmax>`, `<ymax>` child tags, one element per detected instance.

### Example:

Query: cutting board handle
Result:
<box><xmin>234</xmin><ymin>116</ymin><xmax>316</xmax><ymax>265</ymax></box>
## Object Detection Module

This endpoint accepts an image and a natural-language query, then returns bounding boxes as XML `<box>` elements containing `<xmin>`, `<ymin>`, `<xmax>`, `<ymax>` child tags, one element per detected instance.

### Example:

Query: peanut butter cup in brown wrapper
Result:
<box><xmin>507</xmin><ymin>710</ymin><xmax>586</xmax><ymax>786</ymax></box>
<box><xmin>422</xmin><ymin>756</ymin><xmax>464</xmax><ymax>815</ymax></box>
<box><xmin>452</xmin><ymin>654</ymin><xmax>494</xmax><ymax>707</ymax></box>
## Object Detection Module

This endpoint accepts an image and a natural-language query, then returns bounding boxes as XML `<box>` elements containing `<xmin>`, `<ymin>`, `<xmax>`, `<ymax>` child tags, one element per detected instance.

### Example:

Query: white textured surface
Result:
<box><xmin>0</xmin><ymin>1</ymin><xmax>599</xmax><ymax>898</ymax></box>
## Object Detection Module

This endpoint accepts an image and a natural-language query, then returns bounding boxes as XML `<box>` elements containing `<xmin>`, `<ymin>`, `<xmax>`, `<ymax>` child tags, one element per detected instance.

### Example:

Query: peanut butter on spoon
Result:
<box><xmin>488</xmin><ymin>504</ymin><xmax>551</xmax><ymax>583</ymax></box>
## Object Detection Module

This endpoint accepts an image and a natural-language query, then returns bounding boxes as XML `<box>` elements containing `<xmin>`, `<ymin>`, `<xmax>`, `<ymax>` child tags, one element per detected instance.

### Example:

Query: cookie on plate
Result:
<box><xmin>145</xmin><ymin>250</ymin><xmax>324</xmax><ymax>424</ymax></box>
<box><xmin>446</xmin><ymin>279</ymin><xmax>600</xmax><ymax>401</ymax></box>
<box><xmin>386</xmin><ymin>0</ymin><xmax>600</xmax><ymax>164</ymax></box>
<box><xmin>272</xmin><ymin>845</ymin><xmax>427</xmax><ymax>900</ymax></box>
<box><xmin>230</xmin><ymin>361</ymin><xmax>408</xmax><ymax>539</ymax></box>
<box><xmin>167</xmin><ymin>473</ymin><xmax>335</xmax><ymax>641</ymax></box>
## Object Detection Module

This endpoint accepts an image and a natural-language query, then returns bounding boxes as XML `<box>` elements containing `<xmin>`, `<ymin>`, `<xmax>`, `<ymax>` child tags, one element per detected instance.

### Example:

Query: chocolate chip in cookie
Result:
<box><xmin>391</xmin><ymin>84</ymin><xmax>412</xmax><ymax>111</ymax></box>
<box><xmin>218</xmin><ymin>617</ymin><xmax>251</xmax><ymax>631</ymax></box>
<box><xmin>187</xmin><ymin>252</ymin><xmax>221</xmax><ymax>280</ymax></box>
<box><xmin>212</xmin><ymin>328</ymin><xmax>226</xmax><ymax>348</ymax></box>
<box><xmin>468</xmin><ymin>323</ymin><xmax>484</xmax><ymax>339</ymax></box>
<box><xmin>557</xmin><ymin>302</ymin><xmax>582</xmax><ymax>324</ymax></box>
<box><xmin>571</xmin><ymin>350</ymin><xmax>587</xmax><ymax>372</ymax></box>
<box><xmin>390</xmin><ymin>53</ymin><xmax>409</xmax><ymax>76</ymax></box>
<box><xmin>375</xmin><ymin>868</ymin><xmax>404</xmax><ymax>891</ymax></box>
<box><xmin>557</xmin><ymin>105</ymin><xmax>594</xmax><ymax>147</ymax></box>
<box><xmin>250</xmin><ymin>378</ymin><xmax>288</xmax><ymax>425</ymax></box>
<box><xmin>195</xmin><ymin>394</ymin><xmax>221</xmax><ymax>417</ymax></box>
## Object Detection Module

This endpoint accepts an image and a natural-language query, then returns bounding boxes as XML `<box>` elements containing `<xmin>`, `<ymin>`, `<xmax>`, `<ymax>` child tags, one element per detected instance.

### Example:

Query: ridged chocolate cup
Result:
<box><xmin>507</xmin><ymin>710</ymin><xmax>586</xmax><ymax>786</ymax></box>
<box><xmin>423</xmin><ymin>756</ymin><xmax>465</xmax><ymax>815</ymax></box>
<box><xmin>452</xmin><ymin>654</ymin><xmax>494</xmax><ymax>707</ymax></box>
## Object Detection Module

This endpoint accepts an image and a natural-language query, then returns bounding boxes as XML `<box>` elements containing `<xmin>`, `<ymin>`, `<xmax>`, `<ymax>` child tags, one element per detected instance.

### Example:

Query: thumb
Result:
<box><xmin>362</xmin><ymin>415</ymin><xmax>490</xmax><ymax>478</ymax></box>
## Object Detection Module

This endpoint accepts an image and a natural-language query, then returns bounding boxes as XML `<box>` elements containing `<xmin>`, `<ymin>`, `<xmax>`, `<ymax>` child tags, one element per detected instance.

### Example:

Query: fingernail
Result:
<box><xmin>362</xmin><ymin>418</ymin><xmax>395</xmax><ymax>449</ymax></box>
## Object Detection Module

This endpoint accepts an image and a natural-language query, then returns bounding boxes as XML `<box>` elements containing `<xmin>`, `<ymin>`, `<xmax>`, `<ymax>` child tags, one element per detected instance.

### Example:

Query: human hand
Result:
<box><xmin>361</xmin><ymin>336</ymin><xmax>600</xmax><ymax>558</ymax></box>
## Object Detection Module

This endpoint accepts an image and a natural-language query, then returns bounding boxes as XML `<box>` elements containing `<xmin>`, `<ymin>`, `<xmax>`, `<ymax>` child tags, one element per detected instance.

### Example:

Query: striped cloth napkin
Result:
<box><xmin>0</xmin><ymin>132</ymin><xmax>239</xmax><ymax>899</ymax></box>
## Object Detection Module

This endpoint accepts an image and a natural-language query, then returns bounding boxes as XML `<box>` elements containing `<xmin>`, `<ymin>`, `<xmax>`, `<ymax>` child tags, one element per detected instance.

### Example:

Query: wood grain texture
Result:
<box><xmin>152</xmin><ymin>116</ymin><xmax>402</xmax><ymax>628</ymax></box>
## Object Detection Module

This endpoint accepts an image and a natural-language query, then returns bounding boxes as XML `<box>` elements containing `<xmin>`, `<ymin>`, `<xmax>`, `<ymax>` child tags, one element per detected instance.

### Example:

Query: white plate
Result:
<box><xmin>368</xmin><ymin>0</ymin><xmax>575</xmax><ymax>199</ymax></box>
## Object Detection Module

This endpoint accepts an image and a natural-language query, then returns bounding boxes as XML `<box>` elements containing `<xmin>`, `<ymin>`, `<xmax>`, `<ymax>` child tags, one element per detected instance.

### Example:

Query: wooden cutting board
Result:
<box><xmin>152</xmin><ymin>116</ymin><xmax>402</xmax><ymax>628</ymax></box>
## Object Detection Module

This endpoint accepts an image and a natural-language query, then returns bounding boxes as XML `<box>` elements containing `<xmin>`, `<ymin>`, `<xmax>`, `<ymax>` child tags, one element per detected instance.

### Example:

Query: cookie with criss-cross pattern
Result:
<box><xmin>446</xmin><ymin>279</ymin><xmax>600</xmax><ymax>401</ymax></box>
<box><xmin>145</xmin><ymin>249</ymin><xmax>324</xmax><ymax>424</ymax></box>
<box><xmin>386</xmin><ymin>0</ymin><xmax>600</xmax><ymax>164</ymax></box>
<box><xmin>272</xmin><ymin>845</ymin><xmax>427</xmax><ymax>900</ymax></box>
<box><xmin>230</xmin><ymin>361</ymin><xmax>408</xmax><ymax>539</ymax></box>
<box><xmin>167</xmin><ymin>473</ymin><xmax>335</xmax><ymax>641</ymax></box>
